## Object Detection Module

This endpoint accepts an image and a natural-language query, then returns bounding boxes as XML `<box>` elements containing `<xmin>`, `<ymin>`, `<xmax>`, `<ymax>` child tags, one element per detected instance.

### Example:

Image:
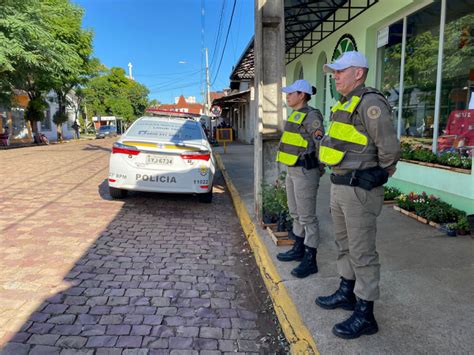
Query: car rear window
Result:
<box><xmin>126</xmin><ymin>119</ymin><xmax>203</xmax><ymax>142</ymax></box>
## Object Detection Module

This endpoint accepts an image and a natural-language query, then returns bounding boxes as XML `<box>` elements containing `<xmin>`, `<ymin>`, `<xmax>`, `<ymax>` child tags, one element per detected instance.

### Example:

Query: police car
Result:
<box><xmin>108</xmin><ymin>115</ymin><xmax>215</xmax><ymax>203</ymax></box>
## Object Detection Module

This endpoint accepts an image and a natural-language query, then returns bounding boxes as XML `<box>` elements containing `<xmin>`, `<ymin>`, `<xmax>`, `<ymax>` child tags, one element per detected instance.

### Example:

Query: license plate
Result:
<box><xmin>146</xmin><ymin>155</ymin><xmax>174</xmax><ymax>166</ymax></box>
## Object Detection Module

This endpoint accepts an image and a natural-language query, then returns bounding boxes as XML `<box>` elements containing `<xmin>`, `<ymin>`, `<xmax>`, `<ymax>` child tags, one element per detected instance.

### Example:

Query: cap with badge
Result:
<box><xmin>282</xmin><ymin>79</ymin><xmax>313</xmax><ymax>95</ymax></box>
<box><xmin>323</xmin><ymin>51</ymin><xmax>369</xmax><ymax>73</ymax></box>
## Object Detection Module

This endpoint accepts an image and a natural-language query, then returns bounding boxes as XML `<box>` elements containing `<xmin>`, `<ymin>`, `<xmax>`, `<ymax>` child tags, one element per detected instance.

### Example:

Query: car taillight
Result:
<box><xmin>180</xmin><ymin>152</ymin><xmax>210</xmax><ymax>161</ymax></box>
<box><xmin>112</xmin><ymin>143</ymin><xmax>140</xmax><ymax>155</ymax></box>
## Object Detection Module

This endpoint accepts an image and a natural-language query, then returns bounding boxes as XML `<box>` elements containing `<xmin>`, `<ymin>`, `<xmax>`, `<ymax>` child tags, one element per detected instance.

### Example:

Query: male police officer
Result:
<box><xmin>275</xmin><ymin>79</ymin><xmax>324</xmax><ymax>278</ymax></box>
<box><xmin>316</xmin><ymin>51</ymin><xmax>400</xmax><ymax>339</ymax></box>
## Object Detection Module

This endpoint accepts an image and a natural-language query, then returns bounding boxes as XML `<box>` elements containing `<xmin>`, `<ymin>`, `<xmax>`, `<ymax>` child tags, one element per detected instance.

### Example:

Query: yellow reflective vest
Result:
<box><xmin>319</xmin><ymin>87</ymin><xmax>381</xmax><ymax>167</ymax></box>
<box><xmin>276</xmin><ymin>108</ymin><xmax>310</xmax><ymax>166</ymax></box>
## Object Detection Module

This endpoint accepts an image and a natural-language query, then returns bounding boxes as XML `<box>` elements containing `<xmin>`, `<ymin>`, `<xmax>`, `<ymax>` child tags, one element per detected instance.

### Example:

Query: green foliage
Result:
<box><xmin>53</xmin><ymin>111</ymin><xmax>68</xmax><ymax>125</ymax></box>
<box><xmin>384</xmin><ymin>186</ymin><xmax>401</xmax><ymax>201</ymax></box>
<box><xmin>83</xmin><ymin>67</ymin><xmax>150</xmax><ymax>123</ymax></box>
<box><xmin>411</xmin><ymin>149</ymin><xmax>437</xmax><ymax>163</ymax></box>
<box><xmin>400</xmin><ymin>143</ymin><xmax>413</xmax><ymax>160</ymax></box>
<box><xmin>0</xmin><ymin>0</ymin><xmax>94</xmax><ymax>124</ymax></box>
<box><xmin>261</xmin><ymin>172</ymin><xmax>291</xmax><ymax>220</ymax></box>
<box><xmin>24</xmin><ymin>97</ymin><xmax>48</xmax><ymax>122</ymax></box>
<box><xmin>396</xmin><ymin>191</ymin><xmax>466</xmax><ymax>224</ymax></box>
<box><xmin>262</xmin><ymin>184</ymin><xmax>280</xmax><ymax>218</ymax></box>
<box><xmin>401</xmin><ymin>142</ymin><xmax>472</xmax><ymax>170</ymax></box>
<box><xmin>455</xmin><ymin>216</ymin><xmax>470</xmax><ymax>232</ymax></box>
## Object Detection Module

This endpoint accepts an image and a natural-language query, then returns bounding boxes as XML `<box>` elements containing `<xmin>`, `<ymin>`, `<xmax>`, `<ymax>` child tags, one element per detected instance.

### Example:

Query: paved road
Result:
<box><xmin>0</xmin><ymin>139</ymin><xmax>287</xmax><ymax>354</ymax></box>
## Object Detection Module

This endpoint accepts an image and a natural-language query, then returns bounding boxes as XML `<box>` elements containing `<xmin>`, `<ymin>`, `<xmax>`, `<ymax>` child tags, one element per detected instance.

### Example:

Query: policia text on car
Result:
<box><xmin>315</xmin><ymin>51</ymin><xmax>400</xmax><ymax>339</ymax></box>
<box><xmin>275</xmin><ymin>79</ymin><xmax>325</xmax><ymax>279</ymax></box>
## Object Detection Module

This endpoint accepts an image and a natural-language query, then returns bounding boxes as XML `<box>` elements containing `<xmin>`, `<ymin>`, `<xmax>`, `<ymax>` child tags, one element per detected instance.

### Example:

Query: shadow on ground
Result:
<box><xmin>1</xmin><ymin>172</ymin><xmax>288</xmax><ymax>354</ymax></box>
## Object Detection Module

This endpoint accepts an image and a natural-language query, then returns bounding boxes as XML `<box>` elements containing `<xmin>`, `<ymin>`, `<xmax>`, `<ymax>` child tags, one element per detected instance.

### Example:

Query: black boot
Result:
<box><xmin>332</xmin><ymin>298</ymin><xmax>379</xmax><ymax>339</ymax></box>
<box><xmin>290</xmin><ymin>247</ymin><xmax>318</xmax><ymax>278</ymax></box>
<box><xmin>315</xmin><ymin>277</ymin><xmax>356</xmax><ymax>310</ymax></box>
<box><xmin>276</xmin><ymin>236</ymin><xmax>304</xmax><ymax>262</ymax></box>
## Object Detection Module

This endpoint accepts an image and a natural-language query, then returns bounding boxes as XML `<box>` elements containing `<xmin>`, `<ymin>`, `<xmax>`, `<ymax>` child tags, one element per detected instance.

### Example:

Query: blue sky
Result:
<box><xmin>73</xmin><ymin>0</ymin><xmax>254</xmax><ymax>104</ymax></box>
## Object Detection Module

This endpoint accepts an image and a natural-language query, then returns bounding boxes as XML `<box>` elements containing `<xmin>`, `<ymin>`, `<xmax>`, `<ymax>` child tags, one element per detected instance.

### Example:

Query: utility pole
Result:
<box><xmin>205</xmin><ymin>48</ymin><xmax>211</xmax><ymax>115</ymax></box>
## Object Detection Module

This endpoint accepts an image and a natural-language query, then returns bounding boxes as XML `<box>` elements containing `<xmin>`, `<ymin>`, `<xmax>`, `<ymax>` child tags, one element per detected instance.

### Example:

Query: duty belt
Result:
<box><xmin>330</xmin><ymin>166</ymin><xmax>389</xmax><ymax>191</ymax></box>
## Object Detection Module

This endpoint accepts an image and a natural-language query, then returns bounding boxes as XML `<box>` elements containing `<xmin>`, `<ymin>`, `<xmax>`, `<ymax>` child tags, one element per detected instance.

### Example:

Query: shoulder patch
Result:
<box><xmin>311</xmin><ymin>120</ymin><xmax>321</xmax><ymax>129</ymax></box>
<box><xmin>367</xmin><ymin>105</ymin><xmax>382</xmax><ymax>119</ymax></box>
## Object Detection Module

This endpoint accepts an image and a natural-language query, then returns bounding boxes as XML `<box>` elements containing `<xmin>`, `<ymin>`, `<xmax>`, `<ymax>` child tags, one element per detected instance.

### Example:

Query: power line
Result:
<box><xmin>210</xmin><ymin>0</ymin><xmax>237</xmax><ymax>87</ymax></box>
<box><xmin>209</xmin><ymin>0</ymin><xmax>227</xmax><ymax>70</ymax></box>
<box><xmin>135</xmin><ymin>68</ymin><xmax>201</xmax><ymax>78</ymax></box>
<box><xmin>149</xmin><ymin>80</ymin><xmax>202</xmax><ymax>94</ymax></box>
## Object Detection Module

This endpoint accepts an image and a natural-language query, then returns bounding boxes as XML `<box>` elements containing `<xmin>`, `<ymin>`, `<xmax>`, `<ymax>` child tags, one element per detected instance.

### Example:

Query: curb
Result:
<box><xmin>215</xmin><ymin>153</ymin><xmax>318</xmax><ymax>355</ymax></box>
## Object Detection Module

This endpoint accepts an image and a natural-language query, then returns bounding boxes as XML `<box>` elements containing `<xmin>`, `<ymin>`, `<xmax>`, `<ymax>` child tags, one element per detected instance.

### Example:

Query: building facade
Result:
<box><xmin>0</xmin><ymin>90</ymin><xmax>77</xmax><ymax>144</ymax></box>
<box><xmin>282</xmin><ymin>0</ymin><xmax>473</xmax><ymax>213</ymax></box>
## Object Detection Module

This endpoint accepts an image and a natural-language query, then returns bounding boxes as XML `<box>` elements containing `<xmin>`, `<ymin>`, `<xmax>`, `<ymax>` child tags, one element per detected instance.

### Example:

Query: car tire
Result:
<box><xmin>198</xmin><ymin>191</ymin><xmax>213</xmax><ymax>203</ymax></box>
<box><xmin>109</xmin><ymin>186</ymin><xmax>128</xmax><ymax>199</ymax></box>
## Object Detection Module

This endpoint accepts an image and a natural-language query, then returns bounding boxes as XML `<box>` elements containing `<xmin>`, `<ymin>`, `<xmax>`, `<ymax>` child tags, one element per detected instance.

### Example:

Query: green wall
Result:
<box><xmin>388</xmin><ymin>161</ymin><xmax>474</xmax><ymax>214</ymax></box>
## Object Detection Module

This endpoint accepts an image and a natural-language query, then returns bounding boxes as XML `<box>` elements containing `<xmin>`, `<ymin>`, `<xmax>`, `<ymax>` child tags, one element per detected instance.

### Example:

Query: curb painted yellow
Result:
<box><xmin>215</xmin><ymin>153</ymin><xmax>319</xmax><ymax>355</ymax></box>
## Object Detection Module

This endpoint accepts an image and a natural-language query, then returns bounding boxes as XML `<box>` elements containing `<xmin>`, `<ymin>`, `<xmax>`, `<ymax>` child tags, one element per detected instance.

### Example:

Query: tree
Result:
<box><xmin>0</xmin><ymin>0</ymin><xmax>94</xmax><ymax>139</ymax></box>
<box><xmin>83</xmin><ymin>67</ymin><xmax>150</xmax><ymax>125</ymax></box>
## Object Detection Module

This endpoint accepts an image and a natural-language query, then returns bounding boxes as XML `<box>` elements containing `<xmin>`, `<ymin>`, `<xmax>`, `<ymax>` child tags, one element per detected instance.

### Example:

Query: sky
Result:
<box><xmin>73</xmin><ymin>0</ymin><xmax>254</xmax><ymax>104</ymax></box>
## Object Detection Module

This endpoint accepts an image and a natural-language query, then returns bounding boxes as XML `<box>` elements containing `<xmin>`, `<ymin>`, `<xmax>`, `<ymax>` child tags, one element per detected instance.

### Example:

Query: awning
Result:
<box><xmin>285</xmin><ymin>0</ymin><xmax>378</xmax><ymax>63</ymax></box>
<box><xmin>212</xmin><ymin>90</ymin><xmax>250</xmax><ymax>108</ymax></box>
<box><xmin>229</xmin><ymin>0</ymin><xmax>379</xmax><ymax>77</ymax></box>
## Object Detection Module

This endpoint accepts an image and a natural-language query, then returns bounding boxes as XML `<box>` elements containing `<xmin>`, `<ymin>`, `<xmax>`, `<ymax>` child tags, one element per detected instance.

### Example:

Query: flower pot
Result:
<box><xmin>446</xmin><ymin>229</ymin><xmax>457</xmax><ymax>237</ymax></box>
<box><xmin>457</xmin><ymin>229</ymin><xmax>468</xmax><ymax>236</ymax></box>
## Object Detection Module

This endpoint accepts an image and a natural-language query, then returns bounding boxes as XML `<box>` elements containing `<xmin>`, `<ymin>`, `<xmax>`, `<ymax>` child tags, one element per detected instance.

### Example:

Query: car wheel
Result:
<box><xmin>109</xmin><ymin>186</ymin><xmax>128</xmax><ymax>199</ymax></box>
<box><xmin>198</xmin><ymin>191</ymin><xmax>213</xmax><ymax>203</ymax></box>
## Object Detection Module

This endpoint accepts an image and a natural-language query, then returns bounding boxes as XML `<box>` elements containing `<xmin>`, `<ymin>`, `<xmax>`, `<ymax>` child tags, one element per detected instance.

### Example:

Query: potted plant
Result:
<box><xmin>262</xmin><ymin>184</ymin><xmax>279</xmax><ymax>225</ymax></box>
<box><xmin>384</xmin><ymin>186</ymin><xmax>401</xmax><ymax>202</ymax></box>
<box><xmin>456</xmin><ymin>216</ymin><xmax>470</xmax><ymax>236</ymax></box>
<box><xmin>445</xmin><ymin>223</ymin><xmax>458</xmax><ymax>237</ymax></box>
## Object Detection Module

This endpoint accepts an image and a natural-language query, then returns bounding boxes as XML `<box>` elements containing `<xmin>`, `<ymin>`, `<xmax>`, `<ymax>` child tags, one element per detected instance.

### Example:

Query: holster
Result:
<box><xmin>330</xmin><ymin>166</ymin><xmax>389</xmax><ymax>191</ymax></box>
<box><xmin>303</xmin><ymin>152</ymin><xmax>318</xmax><ymax>170</ymax></box>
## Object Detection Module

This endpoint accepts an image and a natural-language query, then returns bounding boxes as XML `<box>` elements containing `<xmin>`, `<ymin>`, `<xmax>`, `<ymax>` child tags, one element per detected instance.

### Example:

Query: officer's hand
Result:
<box><xmin>319</xmin><ymin>164</ymin><xmax>326</xmax><ymax>177</ymax></box>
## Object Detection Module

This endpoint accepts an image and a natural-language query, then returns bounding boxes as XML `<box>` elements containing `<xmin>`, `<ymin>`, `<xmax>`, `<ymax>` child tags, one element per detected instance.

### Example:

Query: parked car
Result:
<box><xmin>96</xmin><ymin>125</ymin><xmax>117</xmax><ymax>139</ymax></box>
<box><xmin>108</xmin><ymin>115</ymin><xmax>215</xmax><ymax>203</ymax></box>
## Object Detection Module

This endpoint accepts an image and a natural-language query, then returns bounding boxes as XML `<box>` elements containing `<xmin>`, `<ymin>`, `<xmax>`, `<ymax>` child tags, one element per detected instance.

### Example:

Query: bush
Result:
<box><xmin>261</xmin><ymin>171</ymin><xmax>291</xmax><ymax>224</ymax></box>
<box><xmin>456</xmin><ymin>216</ymin><xmax>470</xmax><ymax>232</ymax></box>
<box><xmin>412</xmin><ymin>148</ymin><xmax>437</xmax><ymax>163</ymax></box>
<box><xmin>396</xmin><ymin>191</ymin><xmax>466</xmax><ymax>224</ymax></box>
<box><xmin>401</xmin><ymin>142</ymin><xmax>471</xmax><ymax>170</ymax></box>
<box><xmin>384</xmin><ymin>186</ymin><xmax>401</xmax><ymax>200</ymax></box>
<box><xmin>262</xmin><ymin>184</ymin><xmax>279</xmax><ymax>221</ymax></box>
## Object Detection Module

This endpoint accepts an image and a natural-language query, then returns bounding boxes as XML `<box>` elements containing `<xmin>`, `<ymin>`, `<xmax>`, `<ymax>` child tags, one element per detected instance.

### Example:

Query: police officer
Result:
<box><xmin>315</xmin><ymin>51</ymin><xmax>400</xmax><ymax>339</ymax></box>
<box><xmin>275</xmin><ymin>79</ymin><xmax>325</xmax><ymax>278</ymax></box>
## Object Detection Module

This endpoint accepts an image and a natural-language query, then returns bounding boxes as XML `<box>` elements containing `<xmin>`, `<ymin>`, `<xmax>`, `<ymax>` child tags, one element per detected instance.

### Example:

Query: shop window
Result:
<box><xmin>377</xmin><ymin>20</ymin><xmax>403</xmax><ymax>129</ymax></box>
<box><xmin>439</xmin><ymin>3</ymin><xmax>474</xmax><ymax>156</ymax></box>
<box><xmin>377</xmin><ymin>0</ymin><xmax>474</xmax><ymax>156</ymax></box>
<box><xmin>401</xmin><ymin>1</ymin><xmax>441</xmax><ymax>143</ymax></box>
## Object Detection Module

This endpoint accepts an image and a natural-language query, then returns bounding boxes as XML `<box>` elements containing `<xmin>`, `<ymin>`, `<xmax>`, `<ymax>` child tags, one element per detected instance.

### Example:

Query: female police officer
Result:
<box><xmin>275</xmin><ymin>79</ymin><xmax>324</xmax><ymax>278</ymax></box>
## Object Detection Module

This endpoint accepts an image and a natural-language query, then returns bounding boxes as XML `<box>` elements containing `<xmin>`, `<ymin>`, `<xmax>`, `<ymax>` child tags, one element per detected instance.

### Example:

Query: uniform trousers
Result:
<box><xmin>286</xmin><ymin>166</ymin><xmax>321</xmax><ymax>249</ymax></box>
<box><xmin>330</xmin><ymin>183</ymin><xmax>384</xmax><ymax>301</ymax></box>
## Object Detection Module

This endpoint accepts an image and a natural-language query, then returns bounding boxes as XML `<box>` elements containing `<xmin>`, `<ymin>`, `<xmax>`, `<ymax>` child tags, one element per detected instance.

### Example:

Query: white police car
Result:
<box><xmin>108</xmin><ymin>115</ymin><xmax>215</xmax><ymax>203</ymax></box>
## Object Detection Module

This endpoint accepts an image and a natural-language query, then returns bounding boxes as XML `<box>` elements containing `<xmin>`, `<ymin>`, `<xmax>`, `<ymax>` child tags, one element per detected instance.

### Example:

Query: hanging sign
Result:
<box><xmin>210</xmin><ymin>105</ymin><xmax>222</xmax><ymax>117</ymax></box>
